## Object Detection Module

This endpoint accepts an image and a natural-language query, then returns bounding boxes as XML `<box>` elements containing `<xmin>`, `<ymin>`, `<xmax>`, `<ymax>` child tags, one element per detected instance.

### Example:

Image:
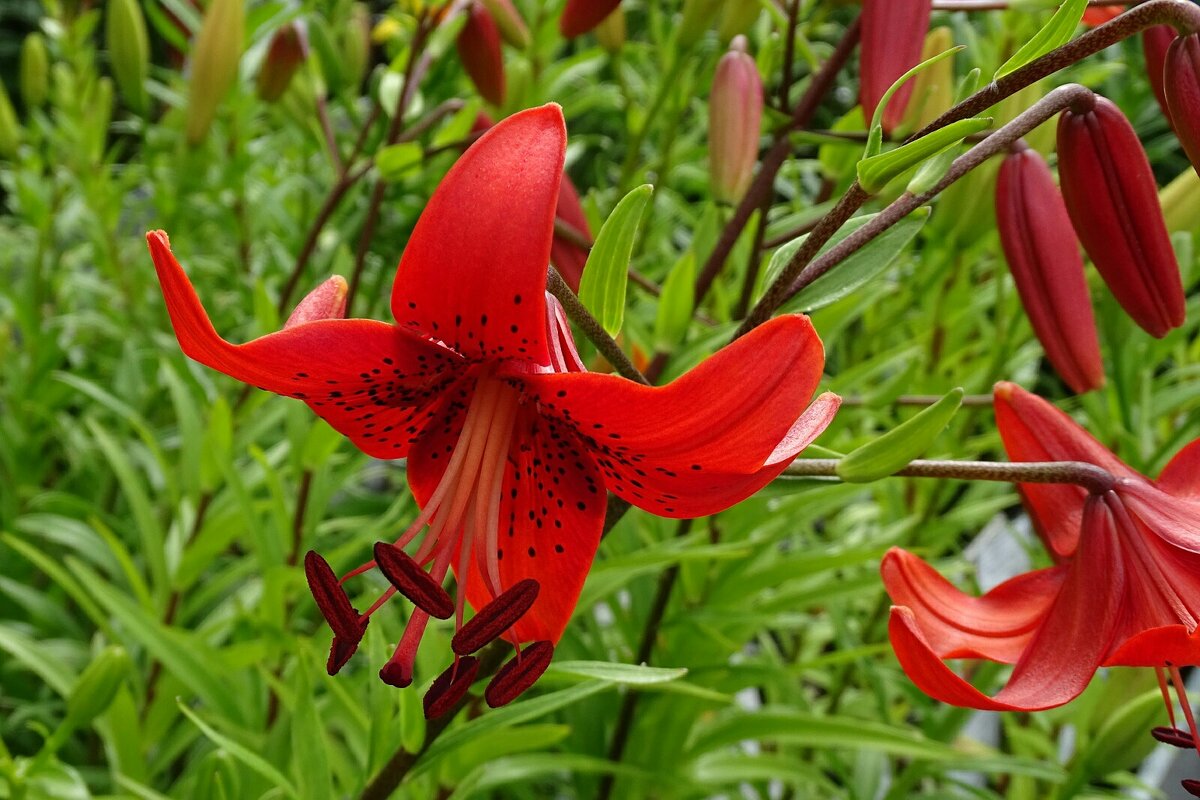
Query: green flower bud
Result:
<box><xmin>594</xmin><ymin>4</ymin><xmax>625</xmax><ymax>53</ymax></box>
<box><xmin>106</xmin><ymin>0</ymin><xmax>150</xmax><ymax>114</ymax></box>
<box><xmin>185</xmin><ymin>0</ymin><xmax>245</xmax><ymax>146</ymax></box>
<box><xmin>20</xmin><ymin>33</ymin><xmax>49</xmax><ymax>109</ymax></box>
<box><xmin>679</xmin><ymin>0</ymin><xmax>722</xmax><ymax>47</ymax></box>
<box><xmin>717</xmin><ymin>1</ymin><xmax>760</xmax><ymax>42</ymax></box>
<box><xmin>63</xmin><ymin>647</ymin><xmax>130</xmax><ymax>731</ymax></box>
<box><xmin>341</xmin><ymin>3</ymin><xmax>371</xmax><ymax>92</ymax></box>
<box><xmin>0</xmin><ymin>81</ymin><xmax>21</xmax><ymax>159</ymax></box>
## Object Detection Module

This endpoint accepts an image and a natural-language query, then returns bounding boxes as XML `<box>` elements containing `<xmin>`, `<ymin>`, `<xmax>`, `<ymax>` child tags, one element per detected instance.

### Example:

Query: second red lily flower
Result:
<box><xmin>147</xmin><ymin>105</ymin><xmax>840</xmax><ymax>714</ymax></box>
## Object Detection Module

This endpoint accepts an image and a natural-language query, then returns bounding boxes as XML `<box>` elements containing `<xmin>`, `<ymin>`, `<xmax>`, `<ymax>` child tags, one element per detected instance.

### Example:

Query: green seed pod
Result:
<box><xmin>63</xmin><ymin>646</ymin><xmax>130</xmax><ymax>731</ymax></box>
<box><xmin>20</xmin><ymin>33</ymin><xmax>49</xmax><ymax>109</ymax></box>
<box><xmin>185</xmin><ymin>0</ymin><xmax>245</xmax><ymax>146</ymax></box>
<box><xmin>341</xmin><ymin>3</ymin><xmax>371</xmax><ymax>92</ymax></box>
<box><xmin>0</xmin><ymin>81</ymin><xmax>22</xmax><ymax>159</ymax></box>
<box><xmin>106</xmin><ymin>0</ymin><xmax>150</xmax><ymax>114</ymax></box>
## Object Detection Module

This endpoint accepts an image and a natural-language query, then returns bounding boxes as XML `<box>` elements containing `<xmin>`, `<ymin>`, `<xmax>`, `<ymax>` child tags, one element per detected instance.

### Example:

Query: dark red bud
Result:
<box><xmin>1144</xmin><ymin>26</ymin><xmax>1176</xmax><ymax>128</ymax></box>
<box><xmin>996</xmin><ymin>143</ymin><xmax>1104</xmax><ymax>394</ymax></box>
<box><xmin>1057</xmin><ymin>95</ymin><xmax>1185</xmax><ymax>338</ymax></box>
<box><xmin>1167</xmin><ymin>33</ymin><xmax>1200</xmax><ymax>175</ymax></box>
<box><xmin>560</xmin><ymin>0</ymin><xmax>621</xmax><ymax>38</ymax></box>
<box><xmin>1152</xmin><ymin>726</ymin><xmax>1196</xmax><ymax>749</ymax></box>
<box><xmin>257</xmin><ymin>21</ymin><xmax>308</xmax><ymax>103</ymax></box>
<box><xmin>457</xmin><ymin>3</ymin><xmax>505</xmax><ymax>106</ymax></box>
<box><xmin>451</xmin><ymin>579</ymin><xmax>540</xmax><ymax>656</ymax></box>
<box><xmin>304</xmin><ymin>550</ymin><xmax>364</xmax><ymax>638</ymax></box>
<box><xmin>860</xmin><ymin>0</ymin><xmax>932</xmax><ymax>133</ymax></box>
<box><xmin>423</xmin><ymin>656</ymin><xmax>480</xmax><ymax>718</ymax></box>
<box><xmin>373</xmin><ymin>542</ymin><xmax>454</xmax><ymax>619</ymax></box>
<box><xmin>326</xmin><ymin>628</ymin><xmax>366</xmax><ymax>675</ymax></box>
<box><xmin>1184</xmin><ymin>779</ymin><xmax>1200</xmax><ymax>798</ymax></box>
<box><xmin>484</xmin><ymin>641</ymin><xmax>554</xmax><ymax>708</ymax></box>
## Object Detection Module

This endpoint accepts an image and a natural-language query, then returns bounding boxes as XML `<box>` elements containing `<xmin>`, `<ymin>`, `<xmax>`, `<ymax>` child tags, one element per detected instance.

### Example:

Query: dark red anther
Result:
<box><xmin>1153</xmin><ymin>726</ymin><xmax>1196</xmax><ymax>749</ymax></box>
<box><xmin>423</xmin><ymin>656</ymin><xmax>480</xmax><ymax>719</ymax></box>
<box><xmin>451</xmin><ymin>579</ymin><xmax>540</xmax><ymax>656</ymax></box>
<box><xmin>379</xmin><ymin>659</ymin><xmax>412</xmax><ymax>689</ymax></box>
<box><xmin>1183</xmin><ymin>779</ymin><xmax>1200</xmax><ymax>798</ymax></box>
<box><xmin>373</xmin><ymin>541</ymin><xmax>454</xmax><ymax>619</ymax></box>
<box><xmin>484</xmin><ymin>640</ymin><xmax>554</xmax><ymax>708</ymax></box>
<box><xmin>304</xmin><ymin>550</ymin><xmax>363</xmax><ymax>638</ymax></box>
<box><xmin>326</xmin><ymin>628</ymin><xmax>366</xmax><ymax>676</ymax></box>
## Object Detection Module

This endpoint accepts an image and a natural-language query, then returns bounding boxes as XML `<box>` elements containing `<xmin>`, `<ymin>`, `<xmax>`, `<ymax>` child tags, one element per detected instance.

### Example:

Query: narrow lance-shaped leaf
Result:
<box><xmin>654</xmin><ymin>250</ymin><xmax>697</xmax><ymax>352</ymax></box>
<box><xmin>577</xmin><ymin>184</ymin><xmax>653</xmax><ymax>336</ymax></box>
<box><xmin>836</xmin><ymin>388</ymin><xmax>963</xmax><ymax>483</ymax></box>
<box><xmin>858</xmin><ymin>117</ymin><xmax>992</xmax><ymax>193</ymax></box>
<box><xmin>995</xmin><ymin>0</ymin><xmax>1087</xmax><ymax>80</ymax></box>
<box><xmin>865</xmin><ymin>45</ymin><xmax>966</xmax><ymax>156</ymax></box>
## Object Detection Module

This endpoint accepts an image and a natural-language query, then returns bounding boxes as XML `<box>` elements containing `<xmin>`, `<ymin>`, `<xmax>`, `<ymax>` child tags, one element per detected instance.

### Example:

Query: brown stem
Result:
<box><xmin>740</xmin><ymin>0</ymin><xmax>1200</xmax><ymax>336</ymax></box>
<box><xmin>317</xmin><ymin>95</ymin><xmax>343</xmax><ymax>173</ymax></box>
<box><xmin>782</xmin><ymin>457</ymin><xmax>1117</xmax><ymax>494</ymax></box>
<box><xmin>933</xmin><ymin>0</ymin><xmax>1133</xmax><ymax>8</ymax></box>
<box><xmin>546</xmin><ymin>269</ymin><xmax>649</xmax><ymax>386</ymax></box>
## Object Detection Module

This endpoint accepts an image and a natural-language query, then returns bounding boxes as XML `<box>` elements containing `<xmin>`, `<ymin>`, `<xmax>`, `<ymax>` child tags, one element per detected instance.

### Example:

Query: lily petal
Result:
<box><xmin>1157</xmin><ymin>439</ymin><xmax>1200</xmax><ymax>500</ymax></box>
<box><xmin>147</xmin><ymin>231</ymin><xmax>464</xmax><ymax>459</ymax></box>
<box><xmin>390</xmin><ymin>105</ymin><xmax>566</xmax><ymax>366</ymax></box>
<box><xmin>994</xmin><ymin>382</ymin><xmax>1132</xmax><ymax>558</ymax></box>
<box><xmin>1105</xmin><ymin>625</ymin><xmax>1200</xmax><ymax>667</ymax></box>
<box><xmin>881</xmin><ymin>548</ymin><xmax>1064</xmax><ymax>663</ymax></box>
<box><xmin>517</xmin><ymin>315</ymin><xmax>835</xmax><ymax>517</ymax></box>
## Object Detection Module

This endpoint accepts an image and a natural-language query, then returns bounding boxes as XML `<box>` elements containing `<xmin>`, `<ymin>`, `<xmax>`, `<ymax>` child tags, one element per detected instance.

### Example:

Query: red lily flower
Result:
<box><xmin>884</xmin><ymin>382</ymin><xmax>1200</xmax><ymax>723</ymax></box>
<box><xmin>146</xmin><ymin>105</ymin><xmax>840</xmax><ymax>712</ymax></box>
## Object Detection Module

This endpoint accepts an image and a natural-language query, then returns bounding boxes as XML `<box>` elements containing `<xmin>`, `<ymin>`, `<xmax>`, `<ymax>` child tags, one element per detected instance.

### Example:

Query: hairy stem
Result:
<box><xmin>782</xmin><ymin>457</ymin><xmax>1117</xmax><ymax>494</ymax></box>
<box><xmin>546</xmin><ymin>269</ymin><xmax>650</xmax><ymax>386</ymax></box>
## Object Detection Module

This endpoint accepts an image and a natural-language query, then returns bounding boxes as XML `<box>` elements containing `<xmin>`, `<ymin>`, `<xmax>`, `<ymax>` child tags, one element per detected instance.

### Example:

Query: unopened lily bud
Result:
<box><xmin>186</xmin><ymin>0</ymin><xmax>245</xmax><ymax>146</ymax></box>
<box><xmin>63</xmin><ymin>646</ymin><xmax>130</xmax><ymax>731</ymax></box>
<box><xmin>106</xmin><ymin>0</ymin><xmax>149</xmax><ymax>114</ymax></box>
<box><xmin>718</xmin><ymin>1</ymin><xmax>761</xmax><ymax>42</ymax></box>
<box><xmin>996</xmin><ymin>143</ymin><xmax>1104</xmax><ymax>394</ymax></box>
<box><xmin>860</xmin><ymin>0</ymin><xmax>931</xmax><ymax>133</ymax></box>
<box><xmin>559</xmin><ymin>0</ymin><xmax>621</xmax><ymax>38</ymax></box>
<box><xmin>679</xmin><ymin>0</ymin><xmax>722</xmax><ymax>46</ymax></box>
<box><xmin>1144</xmin><ymin>26</ymin><xmax>1175</xmax><ymax>127</ymax></box>
<box><xmin>899</xmin><ymin>26</ymin><xmax>954</xmax><ymax>133</ymax></box>
<box><xmin>20</xmin><ymin>33</ymin><xmax>49</xmax><ymax>109</ymax></box>
<box><xmin>1167</xmin><ymin>33</ymin><xmax>1200</xmax><ymax>175</ymax></box>
<box><xmin>257</xmin><ymin>22</ymin><xmax>308</xmax><ymax>103</ymax></box>
<box><xmin>1058</xmin><ymin>95</ymin><xmax>1184</xmax><ymax>337</ymax></box>
<box><xmin>285</xmin><ymin>276</ymin><xmax>348</xmax><ymax>328</ymax></box>
<box><xmin>594</xmin><ymin>5</ymin><xmax>626</xmax><ymax>53</ymax></box>
<box><xmin>341</xmin><ymin>3</ymin><xmax>371</xmax><ymax>91</ymax></box>
<box><xmin>481</xmin><ymin>0</ymin><xmax>530</xmax><ymax>49</ymax></box>
<box><xmin>457</xmin><ymin>3</ymin><xmax>505</xmax><ymax>106</ymax></box>
<box><xmin>0</xmin><ymin>81</ymin><xmax>21</xmax><ymax>159</ymax></box>
<box><xmin>709</xmin><ymin>35</ymin><xmax>763</xmax><ymax>204</ymax></box>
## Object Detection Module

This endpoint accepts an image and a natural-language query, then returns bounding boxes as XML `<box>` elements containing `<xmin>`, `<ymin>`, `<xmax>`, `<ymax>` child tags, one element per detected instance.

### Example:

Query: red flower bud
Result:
<box><xmin>560</xmin><ymin>0</ymin><xmax>621</xmax><ymax>38</ymax></box>
<box><xmin>1167</xmin><ymin>32</ymin><xmax>1200</xmax><ymax>175</ymax></box>
<box><xmin>1057</xmin><ymin>95</ymin><xmax>1185</xmax><ymax>338</ymax></box>
<box><xmin>709</xmin><ymin>36</ymin><xmax>763</xmax><ymax>204</ymax></box>
<box><xmin>996</xmin><ymin>143</ymin><xmax>1104</xmax><ymax>394</ymax></box>
<box><xmin>551</xmin><ymin>173</ymin><xmax>593</xmax><ymax>292</ymax></box>
<box><xmin>1144</xmin><ymin>25</ymin><xmax>1176</xmax><ymax>127</ymax></box>
<box><xmin>860</xmin><ymin>0</ymin><xmax>931</xmax><ymax>133</ymax></box>
<box><xmin>285</xmin><ymin>275</ymin><xmax>347</xmax><ymax>328</ymax></box>
<box><xmin>257</xmin><ymin>22</ymin><xmax>308</xmax><ymax>103</ymax></box>
<box><xmin>457</xmin><ymin>3</ymin><xmax>505</xmax><ymax>106</ymax></box>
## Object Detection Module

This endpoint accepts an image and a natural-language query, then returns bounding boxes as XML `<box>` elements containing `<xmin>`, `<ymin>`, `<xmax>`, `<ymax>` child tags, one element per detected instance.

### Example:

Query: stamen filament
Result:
<box><xmin>1169</xmin><ymin>665</ymin><xmax>1200</xmax><ymax>757</ymax></box>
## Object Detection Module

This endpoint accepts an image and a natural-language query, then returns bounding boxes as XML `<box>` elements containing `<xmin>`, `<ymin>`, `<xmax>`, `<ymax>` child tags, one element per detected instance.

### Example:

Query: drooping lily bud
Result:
<box><xmin>19</xmin><ymin>33</ymin><xmax>49</xmax><ymax>110</ymax></box>
<box><xmin>996</xmin><ymin>143</ymin><xmax>1104</xmax><ymax>394</ymax></box>
<box><xmin>1057</xmin><ymin>95</ymin><xmax>1185</xmax><ymax>338</ymax></box>
<box><xmin>1144</xmin><ymin>26</ymin><xmax>1176</xmax><ymax>127</ymax></box>
<box><xmin>285</xmin><ymin>275</ymin><xmax>348</xmax><ymax>328</ymax></box>
<box><xmin>257</xmin><ymin>22</ymin><xmax>308</xmax><ymax>103</ymax></box>
<box><xmin>186</xmin><ymin>0</ymin><xmax>245</xmax><ymax>146</ymax></box>
<box><xmin>594</xmin><ymin>4</ymin><xmax>626</xmax><ymax>53</ymax></box>
<box><xmin>1166</xmin><ymin>33</ymin><xmax>1200</xmax><ymax>175</ymax></box>
<box><xmin>341</xmin><ymin>3</ymin><xmax>372</xmax><ymax>92</ymax></box>
<box><xmin>709</xmin><ymin>35</ymin><xmax>763</xmax><ymax>204</ymax></box>
<box><xmin>560</xmin><ymin>0</ymin><xmax>621</xmax><ymax>38</ymax></box>
<box><xmin>480</xmin><ymin>0</ymin><xmax>530</xmax><ymax>49</ymax></box>
<box><xmin>860</xmin><ymin>0</ymin><xmax>931</xmax><ymax>133</ymax></box>
<box><xmin>106</xmin><ymin>0</ymin><xmax>150</xmax><ymax>114</ymax></box>
<box><xmin>457</xmin><ymin>2</ymin><xmax>505</xmax><ymax>106</ymax></box>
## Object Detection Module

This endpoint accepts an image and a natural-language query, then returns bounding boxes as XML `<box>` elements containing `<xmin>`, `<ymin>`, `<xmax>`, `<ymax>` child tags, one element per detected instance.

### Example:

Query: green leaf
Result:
<box><xmin>290</xmin><ymin>667</ymin><xmax>333</xmax><ymax>800</ymax></box>
<box><xmin>577</xmin><ymin>184</ymin><xmax>653</xmax><ymax>336</ymax></box>
<box><xmin>995</xmin><ymin>0</ymin><xmax>1088</xmax><ymax>80</ymax></box>
<box><xmin>546</xmin><ymin>661</ymin><xmax>687</xmax><ymax>685</ymax></box>
<box><xmin>177</xmin><ymin>702</ymin><xmax>299</xmax><ymax>798</ymax></box>
<box><xmin>836</xmin><ymin>388</ymin><xmax>963</xmax><ymax>482</ymax></box>
<box><xmin>653</xmin><ymin>250</ymin><xmax>696</xmax><ymax>352</ymax></box>
<box><xmin>867</xmin><ymin>45</ymin><xmax>966</xmax><ymax>141</ymax></box>
<box><xmin>857</xmin><ymin>118</ymin><xmax>992</xmax><ymax>193</ymax></box>
<box><xmin>375</xmin><ymin>142</ymin><xmax>424</xmax><ymax>182</ymax></box>
<box><xmin>763</xmin><ymin>208</ymin><xmax>928</xmax><ymax>313</ymax></box>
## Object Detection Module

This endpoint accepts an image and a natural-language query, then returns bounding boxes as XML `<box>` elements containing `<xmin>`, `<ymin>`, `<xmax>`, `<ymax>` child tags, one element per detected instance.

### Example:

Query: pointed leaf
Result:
<box><xmin>858</xmin><ymin>118</ymin><xmax>992</xmax><ymax>193</ymax></box>
<box><xmin>577</xmin><ymin>184</ymin><xmax>653</xmax><ymax>336</ymax></box>
<box><xmin>995</xmin><ymin>0</ymin><xmax>1088</xmax><ymax>80</ymax></box>
<box><xmin>837</xmin><ymin>388</ymin><xmax>963</xmax><ymax>482</ymax></box>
